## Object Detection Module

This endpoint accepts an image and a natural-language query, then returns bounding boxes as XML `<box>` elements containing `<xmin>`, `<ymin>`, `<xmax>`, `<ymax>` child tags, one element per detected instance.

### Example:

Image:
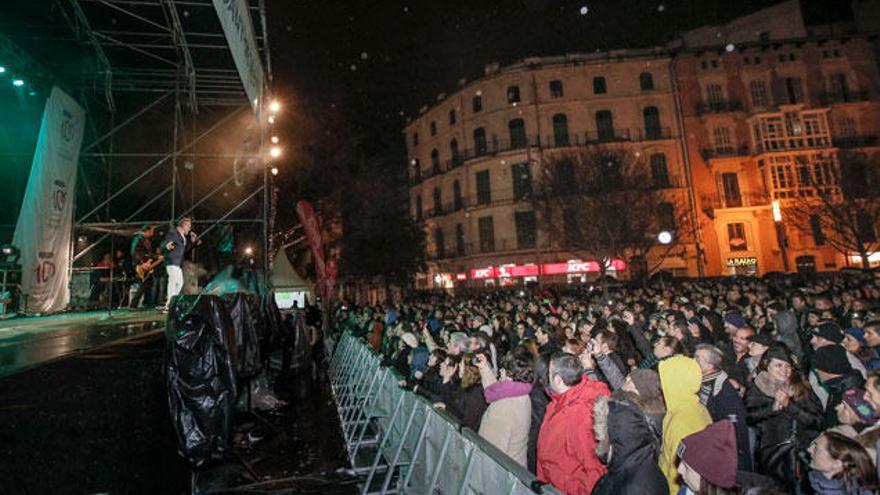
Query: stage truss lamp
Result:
<box><xmin>244</xmin><ymin>246</ymin><xmax>254</xmax><ymax>256</ymax></box>
<box><xmin>0</xmin><ymin>244</ymin><xmax>20</xmax><ymax>264</ymax></box>
<box><xmin>269</xmin><ymin>146</ymin><xmax>282</xmax><ymax>158</ymax></box>
<box><xmin>267</xmin><ymin>115</ymin><xmax>275</xmax><ymax>124</ymax></box>
<box><xmin>268</xmin><ymin>100</ymin><xmax>281</xmax><ymax>113</ymax></box>
<box><xmin>270</xmin><ymin>166</ymin><xmax>279</xmax><ymax>176</ymax></box>
<box><xmin>12</xmin><ymin>79</ymin><xmax>24</xmax><ymax>87</ymax></box>
<box><xmin>0</xmin><ymin>66</ymin><xmax>6</xmax><ymax>74</ymax></box>
<box><xmin>270</xmin><ymin>135</ymin><xmax>279</xmax><ymax>144</ymax></box>
<box><xmin>657</xmin><ymin>230</ymin><xmax>674</xmax><ymax>245</ymax></box>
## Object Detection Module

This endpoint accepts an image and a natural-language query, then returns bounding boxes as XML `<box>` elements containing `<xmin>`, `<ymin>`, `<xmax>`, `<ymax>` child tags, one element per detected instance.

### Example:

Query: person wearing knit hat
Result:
<box><xmin>813</xmin><ymin>344</ymin><xmax>865</xmax><ymax>428</ymax></box>
<box><xmin>723</xmin><ymin>312</ymin><xmax>748</xmax><ymax>335</ymax></box>
<box><xmin>843</xmin><ymin>327</ymin><xmax>880</xmax><ymax>372</ymax></box>
<box><xmin>831</xmin><ymin>388</ymin><xmax>877</xmax><ymax>439</ymax></box>
<box><xmin>811</xmin><ymin>321</ymin><xmax>845</xmax><ymax>346</ymax></box>
<box><xmin>677</xmin><ymin>420</ymin><xmax>738</xmax><ymax>493</ymax></box>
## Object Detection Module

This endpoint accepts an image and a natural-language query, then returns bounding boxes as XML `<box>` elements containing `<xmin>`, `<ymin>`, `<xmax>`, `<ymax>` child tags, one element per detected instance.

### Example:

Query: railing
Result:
<box><xmin>834</xmin><ymin>135</ymin><xmax>878</xmax><ymax>148</ymax></box>
<box><xmin>818</xmin><ymin>90</ymin><xmax>871</xmax><ymax>106</ymax></box>
<box><xmin>633</xmin><ymin>126</ymin><xmax>673</xmax><ymax>141</ymax></box>
<box><xmin>700</xmin><ymin>191</ymin><xmax>770</xmax><ymax>210</ymax></box>
<box><xmin>701</xmin><ymin>146</ymin><xmax>751</xmax><ymax>160</ymax></box>
<box><xmin>328</xmin><ymin>333</ymin><xmax>563</xmax><ymax>495</ymax></box>
<box><xmin>696</xmin><ymin>100</ymin><xmax>744</xmax><ymax>115</ymax></box>
<box><xmin>753</xmin><ymin>135</ymin><xmax>833</xmax><ymax>154</ymax></box>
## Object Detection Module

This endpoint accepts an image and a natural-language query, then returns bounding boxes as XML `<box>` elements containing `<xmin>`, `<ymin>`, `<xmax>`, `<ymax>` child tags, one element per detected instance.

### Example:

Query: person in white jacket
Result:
<box><xmin>474</xmin><ymin>348</ymin><xmax>533</xmax><ymax>466</ymax></box>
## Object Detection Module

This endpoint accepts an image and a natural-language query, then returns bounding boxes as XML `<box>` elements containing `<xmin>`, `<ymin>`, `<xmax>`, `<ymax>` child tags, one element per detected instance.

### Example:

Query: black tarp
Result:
<box><xmin>224</xmin><ymin>292</ymin><xmax>262</xmax><ymax>380</ymax></box>
<box><xmin>165</xmin><ymin>294</ymin><xmax>238</xmax><ymax>469</ymax></box>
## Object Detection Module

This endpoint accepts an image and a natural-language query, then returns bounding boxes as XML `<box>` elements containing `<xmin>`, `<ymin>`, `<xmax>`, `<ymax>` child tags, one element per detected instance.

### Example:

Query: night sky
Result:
<box><xmin>265</xmin><ymin>0</ymin><xmax>850</xmax><ymax>157</ymax></box>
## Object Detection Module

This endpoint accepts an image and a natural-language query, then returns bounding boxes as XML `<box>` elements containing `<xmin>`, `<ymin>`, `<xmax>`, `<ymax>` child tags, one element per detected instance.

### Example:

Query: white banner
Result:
<box><xmin>213</xmin><ymin>0</ymin><xmax>265</xmax><ymax>112</ymax></box>
<box><xmin>13</xmin><ymin>87</ymin><xmax>85</xmax><ymax>313</ymax></box>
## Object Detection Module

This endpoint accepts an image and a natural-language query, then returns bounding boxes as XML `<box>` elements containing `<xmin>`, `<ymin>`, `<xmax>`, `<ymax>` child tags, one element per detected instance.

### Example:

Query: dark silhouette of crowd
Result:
<box><xmin>336</xmin><ymin>273</ymin><xmax>880</xmax><ymax>495</ymax></box>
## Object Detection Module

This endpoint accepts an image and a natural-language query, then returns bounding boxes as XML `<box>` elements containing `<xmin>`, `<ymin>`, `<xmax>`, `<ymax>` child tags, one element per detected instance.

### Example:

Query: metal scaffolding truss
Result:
<box><xmin>1</xmin><ymin>0</ymin><xmax>275</xmax><ymax>283</ymax></box>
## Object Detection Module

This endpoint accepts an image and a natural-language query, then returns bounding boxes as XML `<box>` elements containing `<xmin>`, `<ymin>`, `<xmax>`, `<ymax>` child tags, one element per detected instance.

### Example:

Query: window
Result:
<box><xmin>512</xmin><ymin>162</ymin><xmax>533</xmax><ymax>200</ymax></box>
<box><xmin>552</xmin><ymin>113</ymin><xmax>570</xmax><ymax>147</ymax></box>
<box><xmin>657</xmin><ymin>203</ymin><xmax>675</xmax><ymax>230</ymax></box>
<box><xmin>556</xmin><ymin>159</ymin><xmax>575</xmax><ymax>195</ymax></box>
<box><xmin>478</xmin><ymin>216</ymin><xmax>495</xmax><ymax>252</ymax></box>
<box><xmin>749</xmin><ymin>80</ymin><xmax>768</xmax><ymax>108</ymax></box>
<box><xmin>643</xmin><ymin>106</ymin><xmax>662</xmax><ymax>139</ymax></box>
<box><xmin>430</xmin><ymin>149</ymin><xmax>440</xmax><ymax>174</ymax></box>
<box><xmin>829</xmin><ymin>73</ymin><xmax>850</xmax><ymax>99</ymax></box>
<box><xmin>593</xmin><ymin>76</ymin><xmax>607</xmax><ymax>94</ymax></box>
<box><xmin>449</xmin><ymin>109</ymin><xmax>457</xmax><ymax>125</ymax></box>
<box><xmin>700</xmin><ymin>61</ymin><xmax>708</xmax><ymax>70</ymax></box>
<box><xmin>650</xmin><ymin>153</ymin><xmax>669</xmax><ymax>188</ymax></box>
<box><xmin>549</xmin><ymin>80</ymin><xmax>564</xmax><ymax>98</ymax></box>
<box><xmin>601</xmin><ymin>155</ymin><xmax>622</xmax><ymax>189</ymax></box>
<box><xmin>810</xmin><ymin>214</ymin><xmax>825</xmax><ymax>246</ymax></box>
<box><xmin>706</xmin><ymin>83</ymin><xmax>724</xmax><ymax>107</ymax></box>
<box><xmin>412</xmin><ymin>132</ymin><xmax>419</xmax><ymax>146</ymax></box>
<box><xmin>727</xmin><ymin>223</ymin><xmax>748</xmax><ymax>251</ymax></box>
<box><xmin>433</xmin><ymin>187</ymin><xmax>442</xmax><ymax>216</ymax></box>
<box><xmin>596</xmin><ymin>110</ymin><xmax>615</xmax><ymax>141</ymax></box>
<box><xmin>515</xmin><ymin>211</ymin><xmax>537</xmax><ymax>249</ymax></box>
<box><xmin>837</xmin><ymin>116</ymin><xmax>857</xmax><ymax>137</ymax></box>
<box><xmin>411</xmin><ymin>158</ymin><xmax>421</xmax><ymax>182</ymax></box>
<box><xmin>450</xmin><ymin>139</ymin><xmax>461</xmax><ymax>165</ymax></box>
<box><xmin>563</xmin><ymin>209</ymin><xmax>581</xmax><ymax>245</ymax></box>
<box><xmin>509</xmin><ymin>118</ymin><xmax>527</xmax><ymax>149</ymax></box>
<box><xmin>476</xmin><ymin>170</ymin><xmax>491</xmax><ymax>204</ymax></box>
<box><xmin>453</xmin><ymin>180</ymin><xmax>462</xmax><ymax>210</ymax></box>
<box><xmin>455</xmin><ymin>224</ymin><xmax>465</xmax><ymax>256</ymax></box>
<box><xmin>713</xmin><ymin>127</ymin><xmax>732</xmax><ymax>151</ymax></box>
<box><xmin>473</xmin><ymin>127</ymin><xmax>487</xmax><ymax>156</ymax></box>
<box><xmin>472</xmin><ymin>94</ymin><xmax>483</xmax><ymax>113</ymax></box>
<box><xmin>430</xmin><ymin>121</ymin><xmax>437</xmax><ymax>136</ymax></box>
<box><xmin>639</xmin><ymin>72</ymin><xmax>654</xmax><ymax>91</ymax></box>
<box><xmin>858</xmin><ymin>213</ymin><xmax>876</xmax><ymax>243</ymax></box>
<box><xmin>721</xmin><ymin>173</ymin><xmax>742</xmax><ymax>207</ymax></box>
<box><xmin>434</xmin><ymin>228</ymin><xmax>445</xmax><ymax>258</ymax></box>
<box><xmin>784</xmin><ymin>77</ymin><xmax>804</xmax><ymax>104</ymax></box>
<box><xmin>507</xmin><ymin>85</ymin><xmax>521</xmax><ymax>104</ymax></box>
<box><xmin>415</xmin><ymin>196</ymin><xmax>422</xmax><ymax>221</ymax></box>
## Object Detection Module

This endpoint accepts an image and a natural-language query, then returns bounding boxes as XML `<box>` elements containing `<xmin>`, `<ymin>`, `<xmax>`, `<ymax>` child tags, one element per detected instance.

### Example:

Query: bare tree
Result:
<box><xmin>534</xmin><ymin>146</ymin><xmax>692</xmax><ymax>279</ymax></box>
<box><xmin>783</xmin><ymin>150</ymin><xmax>880</xmax><ymax>269</ymax></box>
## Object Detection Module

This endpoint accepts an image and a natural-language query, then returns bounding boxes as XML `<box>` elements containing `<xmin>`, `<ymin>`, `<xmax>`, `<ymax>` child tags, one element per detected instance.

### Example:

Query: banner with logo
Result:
<box><xmin>212</xmin><ymin>0</ymin><xmax>264</xmax><ymax>112</ymax></box>
<box><xmin>295</xmin><ymin>200</ymin><xmax>326</xmax><ymax>284</ymax></box>
<box><xmin>13</xmin><ymin>87</ymin><xmax>85</xmax><ymax>313</ymax></box>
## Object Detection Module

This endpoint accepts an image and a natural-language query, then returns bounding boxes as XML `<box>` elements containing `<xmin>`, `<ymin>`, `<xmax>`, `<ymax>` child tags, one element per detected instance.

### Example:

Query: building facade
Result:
<box><xmin>404</xmin><ymin>1</ymin><xmax>880</xmax><ymax>289</ymax></box>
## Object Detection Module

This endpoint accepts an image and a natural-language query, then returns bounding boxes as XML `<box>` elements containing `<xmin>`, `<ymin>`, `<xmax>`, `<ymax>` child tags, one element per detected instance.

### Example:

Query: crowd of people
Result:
<box><xmin>335</xmin><ymin>273</ymin><xmax>880</xmax><ymax>495</ymax></box>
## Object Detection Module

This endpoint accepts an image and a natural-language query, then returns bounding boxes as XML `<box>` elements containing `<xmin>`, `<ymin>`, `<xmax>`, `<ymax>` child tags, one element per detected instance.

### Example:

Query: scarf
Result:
<box><xmin>699</xmin><ymin>370</ymin><xmax>722</xmax><ymax>405</ymax></box>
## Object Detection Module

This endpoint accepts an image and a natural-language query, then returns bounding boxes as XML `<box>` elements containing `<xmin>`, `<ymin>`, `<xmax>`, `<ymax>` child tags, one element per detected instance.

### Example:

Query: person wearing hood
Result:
<box><xmin>474</xmin><ymin>348</ymin><xmax>533</xmax><ymax>466</ymax></box>
<box><xmin>676</xmin><ymin>420</ymin><xmax>740</xmax><ymax>495</ymax></box>
<box><xmin>813</xmin><ymin>344</ymin><xmax>865</xmax><ymax>428</ymax></box>
<box><xmin>657</xmin><ymin>356</ymin><xmax>713</xmax><ymax>494</ymax></box>
<box><xmin>592</xmin><ymin>392</ymin><xmax>669</xmax><ymax>495</ymax></box>
<box><xmin>746</xmin><ymin>343</ymin><xmax>823</xmax><ymax>492</ymax></box>
<box><xmin>694</xmin><ymin>344</ymin><xmax>753</xmax><ymax>472</ymax></box>
<box><xmin>537</xmin><ymin>352</ymin><xmax>610</xmax><ymax>495</ymax></box>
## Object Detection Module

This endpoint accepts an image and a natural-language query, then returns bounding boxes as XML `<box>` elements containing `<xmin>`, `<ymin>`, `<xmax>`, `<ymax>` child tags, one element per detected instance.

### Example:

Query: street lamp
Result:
<box><xmin>772</xmin><ymin>200</ymin><xmax>790</xmax><ymax>271</ymax></box>
<box><xmin>657</xmin><ymin>230</ymin><xmax>674</xmax><ymax>245</ymax></box>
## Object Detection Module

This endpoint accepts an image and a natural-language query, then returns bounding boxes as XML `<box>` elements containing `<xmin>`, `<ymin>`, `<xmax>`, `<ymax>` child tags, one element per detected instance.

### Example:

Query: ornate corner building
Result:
<box><xmin>404</xmin><ymin>0</ymin><xmax>880</xmax><ymax>289</ymax></box>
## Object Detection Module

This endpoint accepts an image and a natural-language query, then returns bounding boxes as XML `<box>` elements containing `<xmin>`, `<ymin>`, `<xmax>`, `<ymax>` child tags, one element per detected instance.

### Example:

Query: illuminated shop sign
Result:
<box><xmin>726</xmin><ymin>257</ymin><xmax>758</xmax><ymax>267</ymax></box>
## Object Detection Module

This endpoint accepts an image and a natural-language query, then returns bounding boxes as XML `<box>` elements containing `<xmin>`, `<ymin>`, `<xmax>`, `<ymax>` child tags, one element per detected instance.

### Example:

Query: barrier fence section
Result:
<box><xmin>328</xmin><ymin>332</ymin><xmax>563</xmax><ymax>495</ymax></box>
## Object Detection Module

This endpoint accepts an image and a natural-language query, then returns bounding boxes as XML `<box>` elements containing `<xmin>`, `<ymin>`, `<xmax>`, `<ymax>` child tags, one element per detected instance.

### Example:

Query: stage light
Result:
<box><xmin>270</xmin><ymin>166</ymin><xmax>279</xmax><ymax>176</ymax></box>
<box><xmin>0</xmin><ymin>66</ymin><xmax>6</xmax><ymax>74</ymax></box>
<box><xmin>657</xmin><ymin>230</ymin><xmax>674</xmax><ymax>245</ymax></box>
<box><xmin>0</xmin><ymin>244</ymin><xmax>20</xmax><ymax>264</ymax></box>
<box><xmin>267</xmin><ymin>115</ymin><xmax>275</xmax><ymax>124</ymax></box>
<box><xmin>244</xmin><ymin>246</ymin><xmax>254</xmax><ymax>256</ymax></box>
<box><xmin>269</xmin><ymin>146</ymin><xmax>282</xmax><ymax>158</ymax></box>
<box><xmin>269</xmin><ymin>100</ymin><xmax>280</xmax><ymax>113</ymax></box>
<box><xmin>271</xmin><ymin>136</ymin><xmax>279</xmax><ymax>144</ymax></box>
<box><xmin>12</xmin><ymin>79</ymin><xmax>24</xmax><ymax>87</ymax></box>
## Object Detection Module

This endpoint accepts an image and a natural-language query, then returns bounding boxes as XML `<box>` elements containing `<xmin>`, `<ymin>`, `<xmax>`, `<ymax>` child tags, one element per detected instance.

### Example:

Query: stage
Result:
<box><xmin>0</xmin><ymin>309</ymin><xmax>166</xmax><ymax>377</ymax></box>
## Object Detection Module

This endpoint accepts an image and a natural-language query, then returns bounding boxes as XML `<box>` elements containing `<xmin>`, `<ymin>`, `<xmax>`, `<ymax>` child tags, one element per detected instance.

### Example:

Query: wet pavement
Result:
<box><xmin>0</xmin><ymin>318</ymin><xmax>355</xmax><ymax>495</ymax></box>
<box><xmin>0</xmin><ymin>310</ymin><xmax>166</xmax><ymax>377</ymax></box>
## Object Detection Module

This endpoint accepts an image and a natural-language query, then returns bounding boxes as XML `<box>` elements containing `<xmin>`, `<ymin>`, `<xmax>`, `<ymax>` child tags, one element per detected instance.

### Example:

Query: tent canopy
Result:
<box><xmin>271</xmin><ymin>251</ymin><xmax>310</xmax><ymax>291</ymax></box>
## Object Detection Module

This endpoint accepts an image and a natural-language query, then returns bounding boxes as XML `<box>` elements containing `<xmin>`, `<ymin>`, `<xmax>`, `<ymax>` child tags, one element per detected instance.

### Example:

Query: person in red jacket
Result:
<box><xmin>537</xmin><ymin>352</ymin><xmax>611</xmax><ymax>495</ymax></box>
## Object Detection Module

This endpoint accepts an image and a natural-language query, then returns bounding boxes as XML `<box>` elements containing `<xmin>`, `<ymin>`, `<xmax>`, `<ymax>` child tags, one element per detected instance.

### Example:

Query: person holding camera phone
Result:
<box><xmin>474</xmin><ymin>350</ymin><xmax>533</xmax><ymax>466</ymax></box>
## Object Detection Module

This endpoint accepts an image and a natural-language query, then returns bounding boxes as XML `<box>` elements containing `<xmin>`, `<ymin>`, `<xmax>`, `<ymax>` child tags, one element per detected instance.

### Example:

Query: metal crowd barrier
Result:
<box><xmin>328</xmin><ymin>332</ymin><xmax>563</xmax><ymax>495</ymax></box>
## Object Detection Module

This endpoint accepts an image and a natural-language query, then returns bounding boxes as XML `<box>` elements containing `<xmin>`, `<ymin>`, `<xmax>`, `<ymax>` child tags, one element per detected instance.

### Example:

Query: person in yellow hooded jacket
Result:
<box><xmin>658</xmin><ymin>355</ymin><xmax>713</xmax><ymax>494</ymax></box>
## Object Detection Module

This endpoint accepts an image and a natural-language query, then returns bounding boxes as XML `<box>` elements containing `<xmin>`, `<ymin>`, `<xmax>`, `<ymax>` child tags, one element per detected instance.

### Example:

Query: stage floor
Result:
<box><xmin>0</xmin><ymin>309</ymin><xmax>166</xmax><ymax>377</ymax></box>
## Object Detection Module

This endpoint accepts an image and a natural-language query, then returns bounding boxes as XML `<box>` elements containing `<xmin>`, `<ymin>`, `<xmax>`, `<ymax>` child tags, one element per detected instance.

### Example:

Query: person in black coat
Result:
<box><xmin>527</xmin><ymin>353</ymin><xmax>551</xmax><ymax>474</ymax></box>
<box><xmin>811</xmin><ymin>344</ymin><xmax>865</xmax><ymax>428</ymax></box>
<box><xmin>591</xmin><ymin>394</ymin><xmax>668</xmax><ymax>495</ymax></box>
<box><xmin>695</xmin><ymin>344</ymin><xmax>754</xmax><ymax>472</ymax></box>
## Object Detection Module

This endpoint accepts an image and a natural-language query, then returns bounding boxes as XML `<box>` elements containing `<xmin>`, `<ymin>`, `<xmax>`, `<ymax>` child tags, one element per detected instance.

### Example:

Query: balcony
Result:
<box><xmin>753</xmin><ymin>135</ymin><xmax>833</xmax><ymax>154</ymax></box>
<box><xmin>650</xmin><ymin>175</ymin><xmax>686</xmax><ymax>190</ymax></box>
<box><xmin>834</xmin><ymin>135</ymin><xmax>878</xmax><ymax>148</ymax></box>
<box><xmin>696</xmin><ymin>100</ymin><xmax>744</xmax><ymax>115</ymax></box>
<box><xmin>700</xmin><ymin>191</ymin><xmax>770</xmax><ymax>216</ymax></box>
<box><xmin>633</xmin><ymin>127</ymin><xmax>673</xmax><ymax>141</ymax></box>
<box><xmin>701</xmin><ymin>146</ymin><xmax>750</xmax><ymax>160</ymax></box>
<box><xmin>818</xmin><ymin>90</ymin><xmax>870</xmax><ymax>106</ymax></box>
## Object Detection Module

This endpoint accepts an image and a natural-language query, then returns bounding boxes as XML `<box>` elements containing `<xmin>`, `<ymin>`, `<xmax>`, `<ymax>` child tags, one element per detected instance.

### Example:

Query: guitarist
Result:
<box><xmin>128</xmin><ymin>224</ymin><xmax>158</xmax><ymax>310</ymax></box>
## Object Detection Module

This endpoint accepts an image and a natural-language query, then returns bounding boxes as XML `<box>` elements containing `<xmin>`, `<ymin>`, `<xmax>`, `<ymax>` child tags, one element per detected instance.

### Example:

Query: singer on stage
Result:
<box><xmin>161</xmin><ymin>217</ymin><xmax>197</xmax><ymax>311</ymax></box>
